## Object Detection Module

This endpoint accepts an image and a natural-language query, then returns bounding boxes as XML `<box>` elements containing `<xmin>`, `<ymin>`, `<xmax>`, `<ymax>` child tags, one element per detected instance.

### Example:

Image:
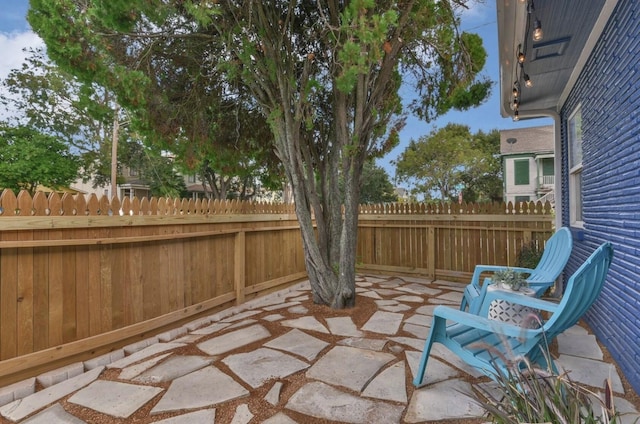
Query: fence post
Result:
<box><xmin>427</xmin><ymin>226</ymin><xmax>436</xmax><ymax>279</ymax></box>
<box><xmin>234</xmin><ymin>231</ymin><xmax>246</xmax><ymax>305</ymax></box>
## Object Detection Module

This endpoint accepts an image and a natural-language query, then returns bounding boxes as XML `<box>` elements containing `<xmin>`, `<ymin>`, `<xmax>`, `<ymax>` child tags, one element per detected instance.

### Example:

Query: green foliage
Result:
<box><xmin>517</xmin><ymin>240</ymin><xmax>545</xmax><ymax>269</ymax></box>
<box><xmin>359</xmin><ymin>161</ymin><xmax>397</xmax><ymax>204</ymax></box>
<box><xmin>0</xmin><ymin>124</ymin><xmax>80</xmax><ymax>194</ymax></box>
<box><xmin>472</xmin><ymin>346</ymin><xmax>625</xmax><ymax>423</ymax></box>
<box><xmin>492</xmin><ymin>268</ymin><xmax>527</xmax><ymax>291</ymax></box>
<box><xmin>460</xmin><ymin>129</ymin><xmax>503</xmax><ymax>202</ymax></box>
<box><xmin>394</xmin><ymin>123</ymin><xmax>484</xmax><ymax>201</ymax></box>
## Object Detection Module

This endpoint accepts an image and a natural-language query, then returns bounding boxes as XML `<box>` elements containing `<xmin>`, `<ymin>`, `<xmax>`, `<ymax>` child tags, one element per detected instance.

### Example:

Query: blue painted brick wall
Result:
<box><xmin>560</xmin><ymin>0</ymin><xmax>640</xmax><ymax>394</ymax></box>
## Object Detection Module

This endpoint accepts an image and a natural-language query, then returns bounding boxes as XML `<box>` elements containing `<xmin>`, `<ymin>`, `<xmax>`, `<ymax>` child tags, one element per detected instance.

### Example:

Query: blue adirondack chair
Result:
<box><xmin>460</xmin><ymin>227</ymin><xmax>573</xmax><ymax>315</ymax></box>
<box><xmin>414</xmin><ymin>242</ymin><xmax>613</xmax><ymax>386</ymax></box>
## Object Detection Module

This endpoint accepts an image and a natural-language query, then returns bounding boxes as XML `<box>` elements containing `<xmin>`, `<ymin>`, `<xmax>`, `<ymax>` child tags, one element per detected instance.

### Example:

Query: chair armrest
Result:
<box><xmin>471</xmin><ymin>265</ymin><xmax>535</xmax><ymax>288</ymax></box>
<box><xmin>482</xmin><ymin>290</ymin><xmax>560</xmax><ymax>313</ymax></box>
<box><xmin>434</xmin><ymin>305</ymin><xmax>539</xmax><ymax>338</ymax></box>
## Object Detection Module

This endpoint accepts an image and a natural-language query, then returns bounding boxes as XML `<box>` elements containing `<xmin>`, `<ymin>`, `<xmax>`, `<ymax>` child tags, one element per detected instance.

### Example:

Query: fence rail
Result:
<box><xmin>0</xmin><ymin>190</ymin><xmax>554</xmax><ymax>384</ymax></box>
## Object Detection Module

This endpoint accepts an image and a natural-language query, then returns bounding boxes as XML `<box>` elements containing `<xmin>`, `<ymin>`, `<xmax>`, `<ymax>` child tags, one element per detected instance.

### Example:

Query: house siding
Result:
<box><xmin>560</xmin><ymin>0</ymin><xmax>640</xmax><ymax>393</ymax></box>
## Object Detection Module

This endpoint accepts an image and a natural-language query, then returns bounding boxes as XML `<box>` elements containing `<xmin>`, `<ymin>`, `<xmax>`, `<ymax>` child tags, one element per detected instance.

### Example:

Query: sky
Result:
<box><xmin>0</xmin><ymin>1</ymin><xmax>550</xmax><ymax>178</ymax></box>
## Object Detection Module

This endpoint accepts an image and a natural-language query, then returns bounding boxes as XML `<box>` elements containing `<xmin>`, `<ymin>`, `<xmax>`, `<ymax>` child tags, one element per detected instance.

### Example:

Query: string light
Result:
<box><xmin>518</xmin><ymin>44</ymin><xmax>526</xmax><ymax>63</ymax></box>
<box><xmin>511</xmin><ymin>0</ymin><xmax>542</xmax><ymax>121</ymax></box>
<box><xmin>533</xmin><ymin>18</ymin><xmax>543</xmax><ymax>41</ymax></box>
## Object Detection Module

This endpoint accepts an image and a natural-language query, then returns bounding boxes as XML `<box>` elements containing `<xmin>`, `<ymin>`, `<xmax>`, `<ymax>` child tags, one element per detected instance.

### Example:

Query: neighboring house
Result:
<box><xmin>498</xmin><ymin>0</ymin><xmax>640</xmax><ymax>393</ymax></box>
<box><xmin>71</xmin><ymin>166</ymin><xmax>151</xmax><ymax>200</ymax></box>
<box><xmin>184</xmin><ymin>173</ymin><xmax>209</xmax><ymax>200</ymax></box>
<box><xmin>500</xmin><ymin>125</ymin><xmax>555</xmax><ymax>205</ymax></box>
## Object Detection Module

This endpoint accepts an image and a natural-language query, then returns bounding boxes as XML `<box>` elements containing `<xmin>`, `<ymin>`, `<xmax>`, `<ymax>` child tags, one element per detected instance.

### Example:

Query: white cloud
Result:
<box><xmin>0</xmin><ymin>31</ymin><xmax>44</xmax><ymax>121</ymax></box>
<box><xmin>0</xmin><ymin>30</ymin><xmax>44</xmax><ymax>81</ymax></box>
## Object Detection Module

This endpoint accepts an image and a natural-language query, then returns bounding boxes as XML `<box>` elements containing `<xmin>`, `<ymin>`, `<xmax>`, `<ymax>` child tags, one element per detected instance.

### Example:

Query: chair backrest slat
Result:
<box><xmin>542</xmin><ymin>242</ymin><xmax>614</xmax><ymax>339</ymax></box>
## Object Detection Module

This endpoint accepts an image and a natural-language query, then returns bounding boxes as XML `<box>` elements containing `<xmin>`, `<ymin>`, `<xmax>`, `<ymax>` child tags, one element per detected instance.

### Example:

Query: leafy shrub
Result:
<box><xmin>470</xmin><ymin>337</ymin><xmax>629</xmax><ymax>424</ymax></box>
<box><xmin>517</xmin><ymin>239</ymin><xmax>544</xmax><ymax>269</ymax></box>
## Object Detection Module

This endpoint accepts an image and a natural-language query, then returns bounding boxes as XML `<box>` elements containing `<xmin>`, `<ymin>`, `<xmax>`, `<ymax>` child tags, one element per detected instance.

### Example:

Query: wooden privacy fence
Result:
<box><xmin>0</xmin><ymin>190</ymin><xmax>554</xmax><ymax>384</ymax></box>
<box><xmin>357</xmin><ymin>201</ymin><xmax>554</xmax><ymax>282</ymax></box>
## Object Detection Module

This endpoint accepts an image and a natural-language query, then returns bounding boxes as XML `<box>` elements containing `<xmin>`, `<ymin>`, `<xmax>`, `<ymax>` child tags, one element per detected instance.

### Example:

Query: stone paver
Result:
<box><xmin>362</xmin><ymin>361</ymin><xmax>407</xmax><ymax>403</ymax></box>
<box><xmin>222</xmin><ymin>309</ymin><xmax>261</xmax><ymax>322</ymax></box>
<box><xmin>231</xmin><ymin>404</ymin><xmax>253</xmax><ymax>424</ymax></box>
<box><xmin>394</xmin><ymin>295</ymin><xmax>424</xmax><ymax>303</ymax></box>
<box><xmin>264</xmin><ymin>328</ymin><xmax>329</xmax><ymax>361</ymax></box>
<box><xmin>388</xmin><ymin>336</ymin><xmax>424</xmax><ymax>351</ymax></box>
<box><xmin>325</xmin><ymin>316</ymin><xmax>364</xmax><ymax>337</ymax></box>
<box><xmin>21</xmin><ymin>404</ymin><xmax>85</xmax><ymax>424</ymax></box>
<box><xmin>119</xmin><ymin>353</ymin><xmax>173</xmax><ymax>380</ymax></box>
<box><xmin>36</xmin><ymin>362</ymin><xmax>84</xmax><ymax>389</ymax></box>
<box><xmin>414</xmin><ymin>304</ymin><xmax>437</xmax><ymax>316</ymax></box>
<box><xmin>0</xmin><ymin>378</ymin><xmax>35</xmax><ymax>408</ymax></box>
<box><xmin>405</xmin><ymin>379</ymin><xmax>484</xmax><ymax>423</ymax></box>
<box><xmin>306</xmin><ymin>346</ymin><xmax>395</xmax><ymax>392</ymax></box>
<box><xmin>358</xmin><ymin>290</ymin><xmax>383</xmax><ymax>299</ymax></box>
<box><xmin>430</xmin><ymin>344</ymin><xmax>485</xmax><ymax>378</ymax></box>
<box><xmin>396</xmin><ymin>284</ymin><xmax>442</xmax><ymax>296</ymax></box>
<box><xmin>197</xmin><ymin>324</ymin><xmax>271</xmax><ymax>355</ymax></box>
<box><xmin>263</xmin><ymin>313</ymin><xmax>285</xmax><ymax>322</ymax></box>
<box><xmin>557</xmin><ymin>354</ymin><xmax>624</xmax><ymax>393</ymax></box>
<box><xmin>404</xmin><ymin>313</ymin><xmax>433</xmax><ymax>327</ymax></box>
<box><xmin>223</xmin><ymin>348</ymin><xmax>310</xmax><ymax>388</ymax></box>
<box><xmin>133</xmin><ymin>355</ymin><xmax>213</xmax><ymax>383</ymax></box>
<box><xmin>405</xmin><ymin>351</ymin><xmax>460</xmax><ymax>385</ymax></box>
<box><xmin>107</xmin><ymin>342</ymin><xmax>186</xmax><ymax>369</ymax></box>
<box><xmin>402</xmin><ymin>323</ymin><xmax>430</xmax><ymax>339</ymax></box>
<box><xmin>434</xmin><ymin>292</ymin><xmax>463</xmax><ymax>303</ymax></box>
<box><xmin>265</xmin><ymin>381</ymin><xmax>283</xmax><ymax>405</ymax></box>
<box><xmin>151</xmin><ymin>366</ymin><xmax>249</xmax><ymax>414</ymax></box>
<box><xmin>337</xmin><ymin>337</ymin><xmax>387</xmax><ymax>351</ymax></box>
<box><xmin>263</xmin><ymin>301</ymin><xmax>301</xmax><ymax>311</ymax></box>
<box><xmin>68</xmin><ymin>380</ymin><xmax>163</xmax><ymax>418</ymax></box>
<box><xmin>286</xmin><ymin>381</ymin><xmax>404</xmax><ymax>424</ymax></box>
<box><xmin>362</xmin><ymin>311</ymin><xmax>404</xmax><ymax>334</ymax></box>
<box><xmin>280</xmin><ymin>316</ymin><xmax>330</xmax><ymax>334</ymax></box>
<box><xmin>263</xmin><ymin>412</ymin><xmax>298</xmax><ymax>424</ymax></box>
<box><xmin>557</xmin><ymin>333</ymin><xmax>604</xmax><ymax>360</ymax></box>
<box><xmin>190</xmin><ymin>321</ymin><xmax>232</xmax><ymax>335</ymax></box>
<box><xmin>288</xmin><ymin>305</ymin><xmax>309</xmax><ymax>314</ymax></box>
<box><xmin>0</xmin><ymin>366</ymin><xmax>104</xmax><ymax>422</ymax></box>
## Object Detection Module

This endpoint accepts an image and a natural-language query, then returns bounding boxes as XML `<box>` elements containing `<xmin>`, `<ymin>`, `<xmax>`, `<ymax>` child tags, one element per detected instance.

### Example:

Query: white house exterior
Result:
<box><xmin>500</xmin><ymin>125</ymin><xmax>554</xmax><ymax>205</ymax></box>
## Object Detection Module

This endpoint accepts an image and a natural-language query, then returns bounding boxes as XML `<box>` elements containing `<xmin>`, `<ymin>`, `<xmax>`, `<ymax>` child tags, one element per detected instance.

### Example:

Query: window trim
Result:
<box><xmin>568</xmin><ymin>105</ymin><xmax>584</xmax><ymax>228</ymax></box>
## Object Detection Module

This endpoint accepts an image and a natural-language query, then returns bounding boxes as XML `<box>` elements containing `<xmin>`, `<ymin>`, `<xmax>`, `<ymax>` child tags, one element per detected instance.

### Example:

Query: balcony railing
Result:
<box><xmin>539</xmin><ymin>175</ymin><xmax>555</xmax><ymax>186</ymax></box>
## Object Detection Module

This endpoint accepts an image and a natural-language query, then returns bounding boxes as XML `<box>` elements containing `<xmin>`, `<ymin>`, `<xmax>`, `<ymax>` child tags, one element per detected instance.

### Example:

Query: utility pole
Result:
<box><xmin>111</xmin><ymin>104</ymin><xmax>119</xmax><ymax>200</ymax></box>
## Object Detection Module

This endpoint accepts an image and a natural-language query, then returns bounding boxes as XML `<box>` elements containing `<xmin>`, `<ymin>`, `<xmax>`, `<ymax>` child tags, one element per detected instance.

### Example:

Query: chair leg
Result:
<box><xmin>413</xmin><ymin>330</ymin><xmax>435</xmax><ymax>386</ymax></box>
<box><xmin>413</xmin><ymin>316</ymin><xmax>446</xmax><ymax>386</ymax></box>
<box><xmin>459</xmin><ymin>296</ymin><xmax>468</xmax><ymax>311</ymax></box>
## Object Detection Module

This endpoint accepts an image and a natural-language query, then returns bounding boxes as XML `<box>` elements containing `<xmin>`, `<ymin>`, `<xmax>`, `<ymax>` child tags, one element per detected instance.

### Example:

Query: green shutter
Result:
<box><xmin>542</xmin><ymin>158</ymin><xmax>554</xmax><ymax>176</ymax></box>
<box><xmin>514</xmin><ymin>159</ymin><xmax>529</xmax><ymax>185</ymax></box>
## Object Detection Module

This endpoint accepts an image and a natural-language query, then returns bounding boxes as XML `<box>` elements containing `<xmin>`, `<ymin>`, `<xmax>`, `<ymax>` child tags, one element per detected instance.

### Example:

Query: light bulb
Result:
<box><xmin>533</xmin><ymin>19</ymin><xmax>543</xmax><ymax>41</ymax></box>
<box><xmin>524</xmin><ymin>73</ymin><xmax>533</xmax><ymax>87</ymax></box>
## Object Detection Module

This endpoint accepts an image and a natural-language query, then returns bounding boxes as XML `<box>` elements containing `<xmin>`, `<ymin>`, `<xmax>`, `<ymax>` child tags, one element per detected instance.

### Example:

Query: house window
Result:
<box><xmin>129</xmin><ymin>168</ymin><xmax>138</xmax><ymax>177</ymax></box>
<box><xmin>568</xmin><ymin>106</ymin><xmax>583</xmax><ymax>226</ymax></box>
<box><xmin>188</xmin><ymin>174</ymin><xmax>196</xmax><ymax>183</ymax></box>
<box><xmin>514</xmin><ymin>159</ymin><xmax>530</xmax><ymax>185</ymax></box>
<box><xmin>515</xmin><ymin>195</ymin><xmax>530</xmax><ymax>203</ymax></box>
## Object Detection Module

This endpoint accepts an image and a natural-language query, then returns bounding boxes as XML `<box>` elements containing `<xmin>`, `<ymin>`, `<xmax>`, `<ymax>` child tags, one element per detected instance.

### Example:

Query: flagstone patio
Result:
<box><xmin>0</xmin><ymin>275</ymin><xmax>638</xmax><ymax>423</ymax></box>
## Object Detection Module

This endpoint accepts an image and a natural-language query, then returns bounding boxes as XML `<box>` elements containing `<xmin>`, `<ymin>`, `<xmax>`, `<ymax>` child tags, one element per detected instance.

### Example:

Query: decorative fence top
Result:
<box><xmin>0</xmin><ymin>189</ymin><xmax>553</xmax><ymax>217</ymax></box>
